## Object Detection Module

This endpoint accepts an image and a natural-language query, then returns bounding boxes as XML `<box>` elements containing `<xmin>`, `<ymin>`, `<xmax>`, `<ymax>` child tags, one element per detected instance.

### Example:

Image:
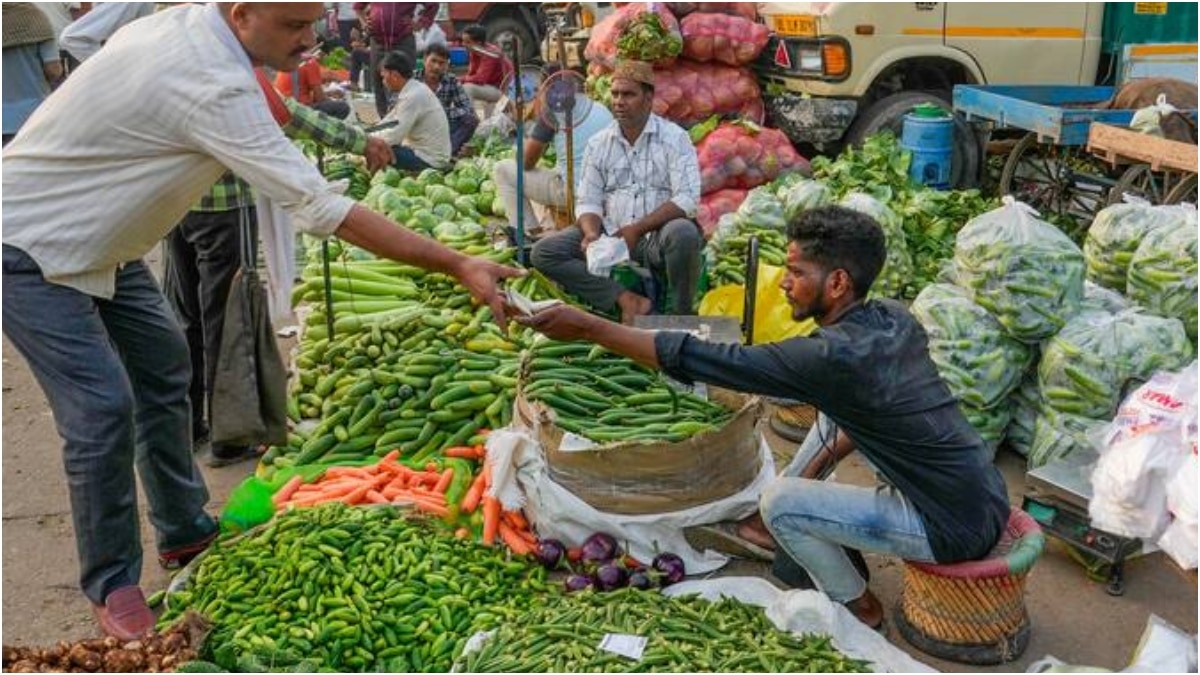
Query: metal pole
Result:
<box><xmin>564</xmin><ymin>102</ymin><xmax>575</xmax><ymax>224</ymax></box>
<box><xmin>743</xmin><ymin>236</ymin><xmax>759</xmax><ymax>345</ymax></box>
<box><xmin>508</xmin><ymin>38</ymin><xmax>527</xmax><ymax>266</ymax></box>
<box><xmin>316</xmin><ymin>146</ymin><xmax>335</xmax><ymax>340</ymax></box>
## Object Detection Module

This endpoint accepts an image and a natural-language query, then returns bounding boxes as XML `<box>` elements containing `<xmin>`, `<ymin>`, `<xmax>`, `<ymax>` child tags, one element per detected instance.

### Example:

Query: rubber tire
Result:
<box><xmin>1165</xmin><ymin>173</ymin><xmax>1197</xmax><ymax>205</ymax></box>
<box><xmin>486</xmin><ymin>15</ymin><xmax>538</xmax><ymax>64</ymax></box>
<box><xmin>844</xmin><ymin>91</ymin><xmax>981</xmax><ymax>189</ymax></box>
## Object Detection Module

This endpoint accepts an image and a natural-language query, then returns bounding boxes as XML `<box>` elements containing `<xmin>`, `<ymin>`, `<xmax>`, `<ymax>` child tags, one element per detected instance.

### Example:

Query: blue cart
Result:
<box><xmin>954</xmin><ymin>85</ymin><xmax>1197</xmax><ymax>228</ymax></box>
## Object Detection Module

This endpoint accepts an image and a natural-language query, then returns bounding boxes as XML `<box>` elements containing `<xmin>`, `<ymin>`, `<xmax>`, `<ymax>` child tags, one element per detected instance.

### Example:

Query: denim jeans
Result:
<box><xmin>392</xmin><ymin>144</ymin><xmax>434</xmax><ymax>172</ymax></box>
<box><xmin>761</xmin><ymin>413</ymin><xmax>937</xmax><ymax>602</ymax></box>
<box><xmin>2</xmin><ymin>245</ymin><xmax>216</xmax><ymax>604</ymax></box>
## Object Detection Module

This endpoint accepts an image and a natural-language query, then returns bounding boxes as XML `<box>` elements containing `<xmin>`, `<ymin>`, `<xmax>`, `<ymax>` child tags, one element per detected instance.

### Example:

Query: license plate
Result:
<box><xmin>1134</xmin><ymin>2</ymin><xmax>1167</xmax><ymax>14</ymax></box>
<box><xmin>773</xmin><ymin>14</ymin><xmax>817</xmax><ymax>37</ymax></box>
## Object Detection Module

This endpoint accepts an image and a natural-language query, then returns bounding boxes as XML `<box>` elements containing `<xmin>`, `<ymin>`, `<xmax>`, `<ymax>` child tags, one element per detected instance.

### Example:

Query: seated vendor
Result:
<box><xmin>530</xmin><ymin>60</ymin><xmax>702</xmax><ymax>323</ymax></box>
<box><xmin>514</xmin><ymin>205</ymin><xmax>1011</xmax><ymax>629</ymax></box>
<box><xmin>373</xmin><ymin>51</ymin><xmax>450</xmax><ymax>172</ymax></box>
<box><xmin>274</xmin><ymin>48</ymin><xmax>351</xmax><ymax>120</ymax></box>
<box><xmin>416</xmin><ymin>43</ymin><xmax>479</xmax><ymax>157</ymax></box>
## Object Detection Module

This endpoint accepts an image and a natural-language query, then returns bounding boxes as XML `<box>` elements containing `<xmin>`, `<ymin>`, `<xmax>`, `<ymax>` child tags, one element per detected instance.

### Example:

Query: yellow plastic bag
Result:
<box><xmin>699</xmin><ymin>264</ymin><xmax>816</xmax><ymax>342</ymax></box>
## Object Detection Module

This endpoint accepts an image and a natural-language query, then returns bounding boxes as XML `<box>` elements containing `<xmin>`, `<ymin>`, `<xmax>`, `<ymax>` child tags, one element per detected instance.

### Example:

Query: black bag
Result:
<box><xmin>210</xmin><ymin>207</ymin><xmax>289</xmax><ymax>447</ymax></box>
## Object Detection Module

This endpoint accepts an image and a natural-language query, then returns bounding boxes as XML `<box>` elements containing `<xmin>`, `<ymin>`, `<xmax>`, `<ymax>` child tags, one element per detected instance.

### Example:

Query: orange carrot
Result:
<box><xmin>454</xmin><ymin>527</ymin><xmax>470</xmax><ymax>540</ymax></box>
<box><xmin>433</xmin><ymin>468</ymin><xmax>455</xmax><ymax>494</ymax></box>
<box><xmin>482</xmin><ymin>496</ymin><xmax>501</xmax><ymax>546</ymax></box>
<box><xmin>271</xmin><ymin>475</ymin><xmax>305</xmax><ymax>505</ymax></box>
<box><xmin>498</xmin><ymin>522</ymin><xmax>533</xmax><ymax>555</ymax></box>
<box><xmin>460</xmin><ymin>471</ymin><xmax>488</xmax><ymax>514</ymax></box>
<box><xmin>379</xmin><ymin>449</ymin><xmax>401</xmax><ymax>464</ymax></box>
<box><xmin>502</xmin><ymin>510</ymin><xmax>529</xmax><ymax>531</ymax></box>
<box><xmin>339</xmin><ymin>484</ymin><xmax>372</xmax><ymax>505</ymax></box>
<box><xmin>425</xmin><ymin>462</ymin><xmax>439</xmax><ymax>473</ymax></box>
<box><xmin>413</xmin><ymin>500</ymin><xmax>450</xmax><ymax>518</ymax></box>
<box><xmin>443</xmin><ymin>445</ymin><xmax>485</xmax><ymax>460</ymax></box>
<box><xmin>365</xmin><ymin>489</ymin><xmax>390</xmax><ymax>504</ymax></box>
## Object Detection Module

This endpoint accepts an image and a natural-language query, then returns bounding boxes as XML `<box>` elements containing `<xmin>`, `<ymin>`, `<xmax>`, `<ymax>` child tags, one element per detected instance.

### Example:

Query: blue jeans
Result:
<box><xmin>2</xmin><ymin>245</ymin><xmax>216</xmax><ymax>604</ymax></box>
<box><xmin>392</xmin><ymin>145</ymin><xmax>434</xmax><ymax>172</ymax></box>
<box><xmin>761</xmin><ymin>413</ymin><xmax>937</xmax><ymax>602</ymax></box>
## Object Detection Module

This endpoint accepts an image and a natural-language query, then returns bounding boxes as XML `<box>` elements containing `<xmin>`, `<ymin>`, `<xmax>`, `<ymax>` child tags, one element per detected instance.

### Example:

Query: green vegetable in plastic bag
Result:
<box><xmin>951</xmin><ymin>197</ymin><xmax>1085</xmax><ymax>342</ymax></box>
<box><xmin>1038</xmin><ymin>309</ymin><xmax>1194</xmax><ymax>419</ymax></box>
<box><xmin>960</xmin><ymin>399</ymin><xmax>1011</xmax><ymax>460</ymax></box>
<box><xmin>780</xmin><ymin>178</ymin><xmax>833</xmax><ymax>220</ymax></box>
<box><xmin>1084</xmin><ymin>202</ymin><xmax>1179</xmax><ymax>292</ymax></box>
<box><xmin>1006</xmin><ymin>371</ymin><xmax>1041</xmax><ymax>458</ymax></box>
<box><xmin>1126</xmin><ymin>208</ymin><xmax>1198</xmax><ymax>341</ymax></box>
<box><xmin>1028</xmin><ymin>405</ymin><xmax>1102</xmax><ymax>469</ymax></box>
<box><xmin>839</xmin><ymin>192</ymin><xmax>913</xmax><ymax>299</ymax></box>
<box><xmin>732</xmin><ymin>185</ymin><xmax>787</xmax><ymax>230</ymax></box>
<box><xmin>912</xmin><ymin>283</ymin><xmax>1033</xmax><ymax>410</ymax></box>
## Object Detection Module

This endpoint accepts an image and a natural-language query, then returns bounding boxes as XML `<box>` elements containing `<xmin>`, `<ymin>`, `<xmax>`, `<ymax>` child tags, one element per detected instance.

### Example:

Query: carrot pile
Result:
<box><xmin>271</xmin><ymin>447</ymin><xmax>538</xmax><ymax>554</ymax></box>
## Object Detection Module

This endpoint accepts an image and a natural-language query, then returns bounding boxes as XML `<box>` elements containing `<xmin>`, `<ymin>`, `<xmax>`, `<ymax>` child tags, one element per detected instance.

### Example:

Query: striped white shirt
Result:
<box><xmin>3</xmin><ymin>4</ymin><xmax>354</xmax><ymax>299</ymax></box>
<box><xmin>575</xmin><ymin>114</ymin><xmax>700</xmax><ymax>235</ymax></box>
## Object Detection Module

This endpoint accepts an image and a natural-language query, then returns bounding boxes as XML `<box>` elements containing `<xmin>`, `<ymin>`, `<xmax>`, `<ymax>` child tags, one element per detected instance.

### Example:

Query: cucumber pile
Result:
<box><xmin>522</xmin><ymin>340</ymin><xmax>733</xmax><ymax>444</ymax></box>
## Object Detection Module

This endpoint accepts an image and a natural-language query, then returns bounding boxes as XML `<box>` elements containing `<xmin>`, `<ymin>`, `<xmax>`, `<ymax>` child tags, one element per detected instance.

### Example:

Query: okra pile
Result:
<box><xmin>159</xmin><ymin>504</ymin><xmax>552</xmax><ymax>673</ymax></box>
<box><xmin>457</xmin><ymin>587</ymin><xmax>870</xmax><ymax>673</ymax></box>
<box><xmin>523</xmin><ymin>340</ymin><xmax>734</xmax><ymax>444</ymax></box>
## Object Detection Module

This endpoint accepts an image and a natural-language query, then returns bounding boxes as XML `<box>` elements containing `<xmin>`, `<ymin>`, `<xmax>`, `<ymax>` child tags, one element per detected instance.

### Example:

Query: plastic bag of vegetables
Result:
<box><xmin>1038</xmin><ymin>309</ymin><xmax>1194</xmax><ymax>420</ymax></box>
<box><xmin>679</xmin><ymin>12</ymin><xmax>771</xmax><ymax>66</ymax></box>
<box><xmin>731</xmin><ymin>185</ymin><xmax>787</xmax><ymax>231</ymax></box>
<box><xmin>912</xmin><ymin>283</ymin><xmax>1033</xmax><ymax>410</ymax></box>
<box><xmin>960</xmin><ymin>400</ymin><xmax>1011</xmax><ymax>459</ymax></box>
<box><xmin>666</xmin><ymin>2</ymin><xmax>758</xmax><ymax>19</ymax></box>
<box><xmin>585</xmin><ymin>3</ymin><xmax>682</xmax><ymax>69</ymax></box>
<box><xmin>695</xmin><ymin>121</ymin><xmax>807</xmax><ymax>193</ymax></box>
<box><xmin>1084</xmin><ymin>202</ymin><xmax>1180</xmax><ymax>292</ymax></box>
<box><xmin>1126</xmin><ymin>207</ymin><xmax>1198</xmax><ymax>341</ymax></box>
<box><xmin>951</xmin><ymin>197</ymin><xmax>1085</xmax><ymax>342</ymax></box>
<box><xmin>839</xmin><ymin>192</ymin><xmax>913</xmax><ymax>299</ymax></box>
<box><xmin>1006</xmin><ymin>371</ymin><xmax>1041</xmax><ymax>458</ymax></box>
<box><xmin>697</xmin><ymin>188</ymin><xmax>749</xmax><ymax>238</ymax></box>
<box><xmin>780</xmin><ymin>178</ymin><xmax>833</xmax><ymax>221</ymax></box>
<box><xmin>1081</xmin><ymin>280</ymin><xmax>1131</xmax><ymax>315</ymax></box>
<box><xmin>1028</xmin><ymin>405</ymin><xmax>1102</xmax><ymax>469</ymax></box>
<box><xmin>650</xmin><ymin>61</ymin><xmax>764</xmax><ymax>126</ymax></box>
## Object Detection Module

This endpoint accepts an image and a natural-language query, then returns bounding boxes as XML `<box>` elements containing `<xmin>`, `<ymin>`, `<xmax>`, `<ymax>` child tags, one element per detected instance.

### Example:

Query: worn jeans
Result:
<box><xmin>392</xmin><ymin>145</ymin><xmax>434</xmax><ymax>172</ymax></box>
<box><xmin>493</xmin><ymin>159</ymin><xmax>567</xmax><ymax>231</ymax></box>
<box><xmin>761</xmin><ymin>413</ymin><xmax>937</xmax><ymax>602</ymax></box>
<box><xmin>162</xmin><ymin>208</ymin><xmax>258</xmax><ymax>453</ymax></box>
<box><xmin>2</xmin><ymin>245</ymin><xmax>216</xmax><ymax>604</ymax></box>
<box><xmin>530</xmin><ymin>221</ymin><xmax>702</xmax><ymax>314</ymax></box>
<box><xmin>450</xmin><ymin>113</ymin><xmax>480</xmax><ymax>156</ymax></box>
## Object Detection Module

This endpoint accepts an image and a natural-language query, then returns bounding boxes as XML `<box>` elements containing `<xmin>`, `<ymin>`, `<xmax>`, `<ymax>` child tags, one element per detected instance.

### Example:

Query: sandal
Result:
<box><xmin>684</xmin><ymin>522</ymin><xmax>776</xmax><ymax>562</ymax></box>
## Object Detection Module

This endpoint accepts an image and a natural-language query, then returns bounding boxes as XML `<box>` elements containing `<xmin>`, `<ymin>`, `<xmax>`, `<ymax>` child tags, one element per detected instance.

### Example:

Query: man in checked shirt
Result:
<box><xmin>531</xmin><ymin>60</ymin><xmax>703</xmax><ymax>324</ymax></box>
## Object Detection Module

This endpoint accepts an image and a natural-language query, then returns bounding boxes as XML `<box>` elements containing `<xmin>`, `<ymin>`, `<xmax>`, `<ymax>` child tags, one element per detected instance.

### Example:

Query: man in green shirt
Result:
<box><xmin>164</xmin><ymin>93</ymin><xmax>393</xmax><ymax>467</ymax></box>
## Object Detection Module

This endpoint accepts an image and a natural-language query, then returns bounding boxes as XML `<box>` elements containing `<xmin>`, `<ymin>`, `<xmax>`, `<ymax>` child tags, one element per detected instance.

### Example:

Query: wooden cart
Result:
<box><xmin>1087</xmin><ymin>122</ymin><xmax>1198</xmax><ymax>206</ymax></box>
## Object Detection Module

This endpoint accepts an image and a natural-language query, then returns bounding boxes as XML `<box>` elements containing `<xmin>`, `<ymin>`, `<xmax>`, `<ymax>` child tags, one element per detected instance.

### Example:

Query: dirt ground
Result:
<box><xmin>2</xmin><ymin>277</ymin><xmax>1196</xmax><ymax>671</ymax></box>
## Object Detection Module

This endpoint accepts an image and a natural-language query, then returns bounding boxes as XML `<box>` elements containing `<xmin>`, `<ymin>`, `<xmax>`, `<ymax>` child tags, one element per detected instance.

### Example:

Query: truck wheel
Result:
<box><xmin>487</xmin><ymin>15</ymin><xmax>538</xmax><ymax>64</ymax></box>
<box><xmin>844</xmin><ymin>91</ymin><xmax>981</xmax><ymax>189</ymax></box>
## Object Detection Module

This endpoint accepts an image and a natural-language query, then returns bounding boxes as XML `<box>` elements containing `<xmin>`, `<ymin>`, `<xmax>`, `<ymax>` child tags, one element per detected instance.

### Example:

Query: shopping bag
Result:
<box><xmin>210</xmin><ymin>207</ymin><xmax>289</xmax><ymax>447</ymax></box>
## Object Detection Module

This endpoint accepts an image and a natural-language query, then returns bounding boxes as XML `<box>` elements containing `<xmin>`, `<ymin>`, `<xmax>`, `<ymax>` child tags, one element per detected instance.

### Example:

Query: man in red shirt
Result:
<box><xmin>459</xmin><ymin>24</ymin><xmax>510</xmax><ymax>118</ymax></box>
<box><xmin>274</xmin><ymin>50</ymin><xmax>350</xmax><ymax>119</ymax></box>
<box><xmin>355</xmin><ymin>2</ymin><xmax>439</xmax><ymax>118</ymax></box>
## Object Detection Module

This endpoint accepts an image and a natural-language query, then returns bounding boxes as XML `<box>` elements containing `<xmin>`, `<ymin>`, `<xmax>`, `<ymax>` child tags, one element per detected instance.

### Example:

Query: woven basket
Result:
<box><xmin>896</xmin><ymin>509</ymin><xmax>1045</xmax><ymax>665</ymax></box>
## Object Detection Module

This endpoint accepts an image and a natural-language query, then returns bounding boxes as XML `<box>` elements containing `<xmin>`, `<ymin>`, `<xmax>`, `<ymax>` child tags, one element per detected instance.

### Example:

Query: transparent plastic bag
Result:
<box><xmin>912</xmin><ymin>283</ymin><xmax>1033</xmax><ymax>409</ymax></box>
<box><xmin>839</xmin><ymin>192</ymin><xmax>913</xmax><ymax>299</ymax></box>
<box><xmin>780</xmin><ymin>178</ymin><xmax>833</xmax><ymax>221</ymax></box>
<box><xmin>951</xmin><ymin>197</ymin><xmax>1085</xmax><ymax>342</ymax></box>
<box><xmin>1127</xmin><ymin>207</ymin><xmax>1198</xmax><ymax>341</ymax></box>
<box><xmin>1084</xmin><ymin>202</ymin><xmax>1179</xmax><ymax>292</ymax></box>
<box><xmin>732</xmin><ymin>185</ymin><xmax>787</xmax><ymax>230</ymax></box>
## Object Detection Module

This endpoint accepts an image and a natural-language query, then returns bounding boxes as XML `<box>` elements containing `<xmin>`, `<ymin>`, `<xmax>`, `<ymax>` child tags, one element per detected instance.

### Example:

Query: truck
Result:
<box><xmin>754</xmin><ymin>2</ymin><xmax>1198</xmax><ymax>187</ymax></box>
<box><xmin>436</xmin><ymin>3</ymin><xmax>547</xmax><ymax>64</ymax></box>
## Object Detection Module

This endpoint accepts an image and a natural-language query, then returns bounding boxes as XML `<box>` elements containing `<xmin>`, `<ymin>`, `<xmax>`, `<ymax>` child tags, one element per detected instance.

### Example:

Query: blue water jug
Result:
<box><xmin>901</xmin><ymin>104</ymin><xmax>953</xmax><ymax>190</ymax></box>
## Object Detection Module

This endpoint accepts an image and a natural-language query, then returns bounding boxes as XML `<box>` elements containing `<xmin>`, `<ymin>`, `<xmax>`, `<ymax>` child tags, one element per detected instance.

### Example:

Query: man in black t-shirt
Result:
<box><xmin>513</xmin><ymin>206</ymin><xmax>1010</xmax><ymax>629</ymax></box>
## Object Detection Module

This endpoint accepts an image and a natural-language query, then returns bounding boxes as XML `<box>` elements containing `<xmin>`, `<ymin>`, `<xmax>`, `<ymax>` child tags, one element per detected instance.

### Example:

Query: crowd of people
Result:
<box><xmin>3</xmin><ymin>1</ymin><xmax>1011</xmax><ymax>647</ymax></box>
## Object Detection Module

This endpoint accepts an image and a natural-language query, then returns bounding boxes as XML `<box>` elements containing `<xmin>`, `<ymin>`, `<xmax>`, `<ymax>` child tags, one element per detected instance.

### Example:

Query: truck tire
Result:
<box><xmin>844</xmin><ymin>91</ymin><xmax>981</xmax><ymax>189</ymax></box>
<box><xmin>486</xmin><ymin>15</ymin><xmax>538</xmax><ymax>64</ymax></box>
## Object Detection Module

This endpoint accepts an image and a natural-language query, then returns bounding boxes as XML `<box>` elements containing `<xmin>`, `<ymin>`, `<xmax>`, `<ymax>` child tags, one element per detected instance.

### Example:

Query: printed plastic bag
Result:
<box><xmin>839</xmin><ymin>192</ymin><xmax>913</xmax><ymax>299</ymax></box>
<box><xmin>1089</xmin><ymin>363</ymin><xmax>1197</xmax><ymax>539</ymax></box>
<box><xmin>585</xmin><ymin>3</ymin><xmax>683</xmax><ymax>69</ymax></box>
<box><xmin>912</xmin><ymin>283</ymin><xmax>1033</xmax><ymax>410</ymax></box>
<box><xmin>680</xmin><ymin>12</ymin><xmax>771</xmax><ymax>66</ymax></box>
<box><xmin>696</xmin><ymin>121</ymin><xmax>807</xmax><ymax>193</ymax></box>
<box><xmin>1126</xmin><ymin>207</ymin><xmax>1198</xmax><ymax>341</ymax></box>
<box><xmin>952</xmin><ymin>197</ymin><xmax>1085</xmax><ymax>342</ymax></box>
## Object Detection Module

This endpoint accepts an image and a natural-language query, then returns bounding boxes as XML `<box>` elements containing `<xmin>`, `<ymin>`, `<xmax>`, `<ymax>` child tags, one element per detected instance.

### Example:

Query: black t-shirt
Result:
<box><xmin>655</xmin><ymin>299</ymin><xmax>1010</xmax><ymax>563</ymax></box>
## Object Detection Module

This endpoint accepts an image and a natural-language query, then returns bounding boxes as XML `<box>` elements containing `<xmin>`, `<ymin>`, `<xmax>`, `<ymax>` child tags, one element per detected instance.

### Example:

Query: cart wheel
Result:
<box><xmin>1164</xmin><ymin>173</ymin><xmax>1198</xmax><ymax>205</ymax></box>
<box><xmin>1107</xmin><ymin>164</ymin><xmax>1166</xmax><ymax>205</ymax></box>
<box><xmin>1000</xmin><ymin>133</ymin><xmax>1109</xmax><ymax>229</ymax></box>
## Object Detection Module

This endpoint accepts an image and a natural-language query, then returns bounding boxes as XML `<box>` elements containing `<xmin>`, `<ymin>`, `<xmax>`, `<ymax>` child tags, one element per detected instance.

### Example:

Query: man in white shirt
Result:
<box><xmin>373</xmin><ymin>50</ymin><xmax>451</xmax><ymax>171</ymax></box>
<box><xmin>530</xmin><ymin>60</ymin><xmax>703</xmax><ymax>323</ymax></box>
<box><xmin>58</xmin><ymin>1</ymin><xmax>152</xmax><ymax>63</ymax></box>
<box><xmin>2</xmin><ymin>3</ymin><xmax>518</xmax><ymax>642</ymax></box>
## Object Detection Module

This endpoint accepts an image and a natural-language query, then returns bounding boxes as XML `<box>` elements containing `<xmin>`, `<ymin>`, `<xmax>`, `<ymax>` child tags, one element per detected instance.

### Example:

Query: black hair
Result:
<box><xmin>424</xmin><ymin>42</ymin><xmax>450</xmax><ymax>60</ymax></box>
<box><xmin>463</xmin><ymin>25</ymin><xmax>487</xmax><ymax>43</ymax></box>
<box><xmin>380</xmin><ymin>51</ymin><xmax>413</xmax><ymax>79</ymax></box>
<box><xmin>786</xmin><ymin>205</ymin><xmax>886</xmax><ymax>299</ymax></box>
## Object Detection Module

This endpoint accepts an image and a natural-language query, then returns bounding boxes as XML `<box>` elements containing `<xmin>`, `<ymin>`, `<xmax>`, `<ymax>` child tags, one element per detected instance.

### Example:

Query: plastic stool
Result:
<box><xmin>895</xmin><ymin>509</ymin><xmax>1045</xmax><ymax>665</ymax></box>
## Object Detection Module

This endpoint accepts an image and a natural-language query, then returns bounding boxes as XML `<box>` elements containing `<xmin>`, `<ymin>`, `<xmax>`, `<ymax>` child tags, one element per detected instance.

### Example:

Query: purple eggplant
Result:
<box><xmin>534</xmin><ymin>538</ymin><xmax>567</xmax><ymax>570</ymax></box>
<box><xmin>564</xmin><ymin>574</ymin><xmax>593</xmax><ymax>592</ymax></box>
<box><xmin>627</xmin><ymin>567</ymin><xmax>654</xmax><ymax>590</ymax></box>
<box><xmin>580</xmin><ymin>532</ymin><xmax>620</xmax><ymax>565</ymax></box>
<box><xmin>593</xmin><ymin>562</ymin><xmax>629</xmax><ymax>591</ymax></box>
<box><xmin>651</xmin><ymin>552</ymin><xmax>686</xmax><ymax>586</ymax></box>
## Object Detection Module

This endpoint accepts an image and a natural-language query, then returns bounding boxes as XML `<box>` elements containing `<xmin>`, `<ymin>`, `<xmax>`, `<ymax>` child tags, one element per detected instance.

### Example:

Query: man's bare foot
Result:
<box><xmin>617</xmin><ymin>291</ymin><xmax>652</xmax><ymax>325</ymax></box>
<box><xmin>844</xmin><ymin>588</ymin><xmax>884</xmax><ymax>629</ymax></box>
<box><xmin>735</xmin><ymin>513</ymin><xmax>778</xmax><ymax>551</ymax></box>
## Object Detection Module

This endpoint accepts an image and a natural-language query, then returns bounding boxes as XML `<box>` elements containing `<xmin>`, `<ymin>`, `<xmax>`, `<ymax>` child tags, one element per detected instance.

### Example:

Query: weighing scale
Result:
<box><xmin>1022</xmin><ymin>447</ymin><xmax>1143</xmax><ymax>596</ymax></box>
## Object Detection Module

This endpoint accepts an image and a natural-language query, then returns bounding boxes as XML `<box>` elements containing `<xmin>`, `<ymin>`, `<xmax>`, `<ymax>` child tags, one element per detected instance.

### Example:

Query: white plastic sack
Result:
<box><xmin>1129</xmin><ymin>94</ymin><xmax>1179</xmax><ymax>138</ymax></box>
<box><xmin>1123</xmin><ymin>614</ymin><xmax>1198</xmax><ymax>673</ymax></box>
<box><xmin>664</xmin><ymin>577</ymin><xmax>935</xmax><ymax>673</ymax></box>
<box><xmin>1157</xmin><ymin>450</ymin><xmax>1197</xmax><ymax>569</ymax></box>
<box><xmin>414</xmin><ymin>23</ymin><xmax>447</xmax><ymax>52</ymax></box>
<box><xmin>585</xmin><ymin>235</ymin><xmax>630</xmax><ymax>277</ymax></box>
<box><xmin>497</xmin><ymin>425</ymin><xmax>775</xmax><ymax>574</ymax></box>
<box><xmin>255</xmin><ymin>193</ymin><xmax>298</xmax><ymax>327</ymax></box>
<box><xmin>1089</xmin><ymin>363</ymin><xmax>1197</xmax><ymax>539</ymax></box>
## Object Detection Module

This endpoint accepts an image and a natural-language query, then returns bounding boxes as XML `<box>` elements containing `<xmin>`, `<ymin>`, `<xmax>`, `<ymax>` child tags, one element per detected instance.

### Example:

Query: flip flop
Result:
<box><xmin>684</xmin><ymin>522</ymin><xmax>777</xmax><ymax>563</ymax></box>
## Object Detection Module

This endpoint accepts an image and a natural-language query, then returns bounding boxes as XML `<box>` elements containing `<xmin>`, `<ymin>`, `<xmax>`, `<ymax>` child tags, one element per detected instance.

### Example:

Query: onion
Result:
<box><xmin>580</xmin><ymin>532</ymin><xmax>620</xmax><ymax>565</ymax></box>
<box><xmin>651</xmin><ymin>552</ymin><xmax>686</xmax><ymax>587</ymax></box>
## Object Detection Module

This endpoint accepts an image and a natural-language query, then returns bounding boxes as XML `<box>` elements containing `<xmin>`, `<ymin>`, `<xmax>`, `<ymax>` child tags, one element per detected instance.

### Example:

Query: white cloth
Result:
<box><xmin>34</xmin><ymin>2</ymin><xmax>79</xmax><ymax>39</ymax></box>
<box><xmin>3</xmin><ymin>5</ymin><xmax>355</xmax><ymax>299</ymax></box>
<box><xmin>256</xmin><ymin>195</ymin><xmax>298</xmax><ymax>328</ymax></box>
<box><xmin>58</xmin><ymin>2</ymin><xmax>152</xmax><ymax>62</ymax></box>
<box><xmin>576</xmin><ymin>114</ymin><xmax>701</xmax><ymax>235</ymax></box>
<box><xmin>372</xmin><ymin>78</ymin><xmax>451</xmax><ymax>169</ymax></box>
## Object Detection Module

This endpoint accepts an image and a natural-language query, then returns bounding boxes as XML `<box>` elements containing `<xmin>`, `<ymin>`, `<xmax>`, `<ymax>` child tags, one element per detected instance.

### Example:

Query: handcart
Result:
<box><xmin>1087</xmin><ymin>122</ymin><xmax>1198</xmax><ymax>205</ymax></box>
